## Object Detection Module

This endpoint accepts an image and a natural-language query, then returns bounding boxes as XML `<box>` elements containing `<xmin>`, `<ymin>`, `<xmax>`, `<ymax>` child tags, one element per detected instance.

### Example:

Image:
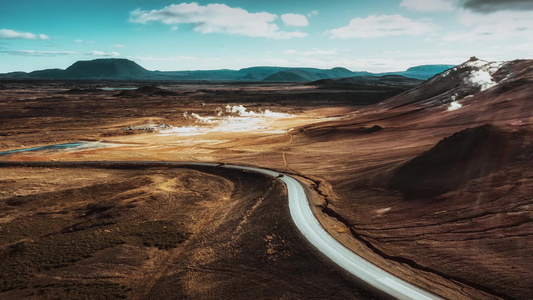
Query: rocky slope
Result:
<box><xmin>370</xmin><ymin>57</ymin><xmax>516</xmax><ymax>109</ymax></box>
<box><xmin>287</xmin><ymin>57</ymin><xmax>533</xmax><ymax>299</ymax></box>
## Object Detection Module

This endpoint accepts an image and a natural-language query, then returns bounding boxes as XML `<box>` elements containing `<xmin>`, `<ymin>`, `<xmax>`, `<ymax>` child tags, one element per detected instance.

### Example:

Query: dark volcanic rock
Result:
<box><xmin>311</xmin><ymin>75</ymin><xmax>423</xmax><ymax>90</ymax></box>
<box><xmin>62</xmin><ymin>88</ymin><xmax>104</xmax><ymax>94</ymax></box>
<box><xmin>364</xmin><ymin>125</ymin><xmax>383</xmax><ymax>133</ymax></box>
<box><xmin>389</xmin><ymin>124</ymin><xmax>530</xmax><ymax>198</ymax></box>
<box><xmin>299</xmin><ymin>124</ymin><xmax>384</xmax><ymax>142</ymax></box>
<box><xmin>115</xmin><ymin>86</ymin><xmax>178</xmax><ymax>97</ymax></box>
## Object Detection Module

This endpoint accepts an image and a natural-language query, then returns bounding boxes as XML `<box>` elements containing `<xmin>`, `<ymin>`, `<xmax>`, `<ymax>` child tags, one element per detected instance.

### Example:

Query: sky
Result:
<box><xmin>1</xmin><ymin>0</ymin><xmax>532</xmax><ymax>73</ymax></box>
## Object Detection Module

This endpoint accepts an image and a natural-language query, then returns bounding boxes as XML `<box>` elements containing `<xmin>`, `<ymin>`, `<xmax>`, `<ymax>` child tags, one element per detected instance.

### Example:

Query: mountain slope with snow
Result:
<box><xmin>374</xmin><ymin>57</ymin><xmax>527</xmax><ymax>110</ymax></box>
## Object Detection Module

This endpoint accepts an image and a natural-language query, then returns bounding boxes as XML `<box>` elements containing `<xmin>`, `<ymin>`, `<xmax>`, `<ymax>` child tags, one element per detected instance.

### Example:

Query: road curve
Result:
<box><xmin>1</xmin><ymin>160</ymin><xmax>440</xmax><ymax>299</ymax></box>
<box><xmin>224</xmin><ymin>164</ymin><xmax>442</xmax><ymax>300</ymax></box>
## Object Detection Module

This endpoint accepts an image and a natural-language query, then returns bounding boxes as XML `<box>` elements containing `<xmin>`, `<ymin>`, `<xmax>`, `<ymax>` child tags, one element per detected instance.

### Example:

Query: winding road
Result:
<box><xmin>225</xmin><ymin>163</ymin><xmax>441</xmax><ymax>300</ymax></box>
<box><xmin>1</xmin><ymin>160</ymin><xmax>441</xmax><ymax>299</ymax></box>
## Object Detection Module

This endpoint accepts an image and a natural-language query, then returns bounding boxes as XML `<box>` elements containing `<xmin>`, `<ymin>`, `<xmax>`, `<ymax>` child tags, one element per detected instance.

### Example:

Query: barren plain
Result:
<box><xmin>1</xmin><ymin>65</ymin><xmax>532</xmax><ymax>300</ymax></box>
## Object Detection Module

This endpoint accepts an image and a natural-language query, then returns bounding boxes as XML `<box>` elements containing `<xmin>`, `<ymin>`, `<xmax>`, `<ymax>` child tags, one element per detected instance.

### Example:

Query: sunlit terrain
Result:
<box><xmin>2</xmin><ymin>0</ymin><xmax>533</xmax><ymax>299</ymax></box>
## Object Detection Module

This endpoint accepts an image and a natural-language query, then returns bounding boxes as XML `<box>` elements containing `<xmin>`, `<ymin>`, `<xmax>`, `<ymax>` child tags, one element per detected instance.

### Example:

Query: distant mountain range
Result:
<box><xmin>0</xmin><ymin>58</ymin><xmax>454</xmax><ymax>82</ymax></box>
<box><xmin>310</xmin><ymin>75</ymin><xmax>424</xmax><ymax>89</ymax></box>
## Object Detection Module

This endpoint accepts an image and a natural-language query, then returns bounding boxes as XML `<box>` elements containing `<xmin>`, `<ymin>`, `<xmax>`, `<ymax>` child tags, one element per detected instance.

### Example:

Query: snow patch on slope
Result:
<box><xmin>440</xmin><ymin>58</ymin><xmax>506</xmax><ymax>92</ymax></box>
<box><xmin>464</xmin><ymin>61</ymin><xmax>504</xmax><ymax>91</ymax></box>
<box><xmin>448</xmin><ymin>101</ymin><xmax>462</xmax><ymax>111</ymax></box>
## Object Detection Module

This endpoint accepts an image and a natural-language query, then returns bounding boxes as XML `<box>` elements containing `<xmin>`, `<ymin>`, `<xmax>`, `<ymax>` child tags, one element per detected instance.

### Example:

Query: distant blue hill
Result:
<box><xmin>382</xmin><ymin>65</ymin><xmax>455</xmax><ymax>80</ymax></box>
<box><xmin>0</xmin><ymin>58</ymin><xmax>454</xmax><ymax>82</ymax></box>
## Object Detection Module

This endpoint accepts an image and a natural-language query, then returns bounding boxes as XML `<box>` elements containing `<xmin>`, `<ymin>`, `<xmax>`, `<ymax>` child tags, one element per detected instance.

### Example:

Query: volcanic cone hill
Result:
<box><xmin>20</xmin><ymin>58</ymin><xmax>153</xmax><ymax>80</ymax></box>
<box><xmin>63</xmin><ymin>58</ymin><xmax>151</xmax><ymax>79</ymax></box>
<box><xmin>389</xmin><ymin>124</ymin><xmax>531</xmax><ymax>198</ymax></box>
<box><xmin>262</xmin><ymin>69</ymin><xmax>321</xmax><ymax>82</ymax></box>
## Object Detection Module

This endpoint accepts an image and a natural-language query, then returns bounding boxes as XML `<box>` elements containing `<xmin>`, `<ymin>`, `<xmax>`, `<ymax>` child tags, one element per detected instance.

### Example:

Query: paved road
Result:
<box><xmin>225</xmin><ymin>164</ymin><xmax>441</xmax><ymax>300</ymax></box>
<box><xmin>1</xmin><ymin>160</ymin><xmax>441</xmax><ymax>299</ymax></box>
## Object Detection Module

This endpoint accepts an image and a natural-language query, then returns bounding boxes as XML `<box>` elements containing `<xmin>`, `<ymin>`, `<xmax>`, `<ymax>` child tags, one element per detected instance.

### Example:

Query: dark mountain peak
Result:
<box><xmin>262</xmin><ymin>69</ymin><xmax>318</xmax><ymax>82</ymax></box>
<box><xmin>237</xmin><ymin>66</ymin><xmax>289</xmax><ymax>74</ymax></box>
<box><xmin>65</xmin><ymin>58</ymin><xmax>150</xmax><ymax>79</ymax></box>
<box><xmin>330</xmin><ymin>67</ymin><xmax>352</xmax><ymax>73</ymax></box>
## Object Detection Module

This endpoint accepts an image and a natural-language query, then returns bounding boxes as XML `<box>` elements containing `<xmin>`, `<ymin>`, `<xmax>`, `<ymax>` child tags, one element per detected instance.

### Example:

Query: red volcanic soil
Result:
<box><xmin>389</xmin><ymin>124</ymin><xmax>532</xmax><ymax>198</ymax></box>
<box><xmin>280</xmin><ymin>59</ymin><xmax>533</xmax><ymax>299</ymax></box>
<box><xmin>1</xmin><ymin>59</ymin><xmax>533</xmax><ymax>299</ymax></box>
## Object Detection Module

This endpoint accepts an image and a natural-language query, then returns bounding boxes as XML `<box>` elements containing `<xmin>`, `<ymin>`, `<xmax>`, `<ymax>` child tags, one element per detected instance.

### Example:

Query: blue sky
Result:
<box><xmin>1</xmin><ymin>0</ymin><xmax>532</xmax><ymax>72</ymax></box>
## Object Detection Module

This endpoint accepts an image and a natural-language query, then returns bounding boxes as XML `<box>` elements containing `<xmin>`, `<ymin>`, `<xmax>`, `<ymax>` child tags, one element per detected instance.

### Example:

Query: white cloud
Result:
<box><xmin>127</xmin><ymin>55</ymin><xmax>203</xmax><ymax>62</ymax></box>
<box><xmin>73</xmin><ymin>39</ymin><xmax>95</xmax><ymax>44</ymax></box>
<box><xmin>113</xmin><ymin>44</ymin><xmax>126</xmax><ymax>48</ymax></box>
<box><xmin>328</xmin><ymin>15</ymin><xmax>437</xmax><ymax>39</ymax></box>
<box><xmin>512</xmin><ymin>41</ymin><xmax>533</xmax><ymax>51</ymax></box>
<box><xmin>283</xmin><ymin>49</ymin><xmax>298</xmax><ymax>54</ymax></box>
<box><xmin>0</xmin><ymin>29</ymin><xmax>50</xmax><ymax>40</ymax></box>
<box><xmin>284</xmin><ymin>49</ymin><xmax>337</xmax><ymax>55</ymax></box>
<box><xmin>444</xmin><ymin>10</ymin><xmax>533</xmax><ymax>42</ymax></box>
<box><xmin>89</xmin><ymin>51</ymin><xmax>121</xmax><ymax>57</ymax></box>
<box><xmin>303</xmin><ymin>49</ymin><xmax>337</xmax><ymax>55</ymax></box>
<box><xmin>1</xmin><ymin>50</ymin><xmax>77</xmax><ymax>56</ymax></box>
<box><xmin>383</xmin><ymin>50</ymin><xmax>402</xmax><ymax>55</ymax></box>
<box><xmin>308</xmin><ymin>10</ymin><xmax>319</xmax><ymax>17</ymax></box>
<box><xmin>129</xmin><ymin>3</ymin><xmax>307</xmax><ymax>39</ymax></box>
<box><xmin>281</xmin><ymin>13</ymin><xmax>309</xmax><ymax>27</ymax></box>
<box><xmin>171</xmin><ymin>26</ymin><xmax>178</xmax><ymax>31</ymax></box>
<box><xmin>400</xmin><ymin>0</ymin><xmax>455</xmax><ymax>12</ymax></box>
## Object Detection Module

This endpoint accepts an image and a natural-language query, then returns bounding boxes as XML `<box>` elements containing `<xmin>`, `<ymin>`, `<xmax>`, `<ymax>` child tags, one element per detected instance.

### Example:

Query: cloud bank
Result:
<box><xmin>281</xmin><ymin>13</ymin><xmax>309</xmax><ymax>27</ymax></box>
<box><xmin>0</xmin><ymin>29</ymin><xmax>50</xmax><ymax>40</ymax></box>
<box><xmin>400</xmin><ymin>0</ymin><xmax>455</xmax><ymax>12</ymax></box>
<box><xmin>461</xmin><ymin>0</ymin><xmax>533</xmax><ymax>13</ymax></box>
<box><xmin>328</xmin><ymin>15</ymin><xmax>436</xmax><ymax>38</ymax></box>
<box><xmin>0</xmin><ymin>50</ymin><xmax>76</xmax><ymax>56</ymax></box>
<box><xmin>89</xmin><ymin>51</ymin><xmax>121</xmax><ymax>57</ymax></box>
<box><xmin>444</xmin><ymin>10</ymin><xmax>533</xmax><ymax>42</ymax></box>
<box><xmin>130</xmin><ymin>3</ymin><xmax>307</xmax><ymax>39</ymax></box>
